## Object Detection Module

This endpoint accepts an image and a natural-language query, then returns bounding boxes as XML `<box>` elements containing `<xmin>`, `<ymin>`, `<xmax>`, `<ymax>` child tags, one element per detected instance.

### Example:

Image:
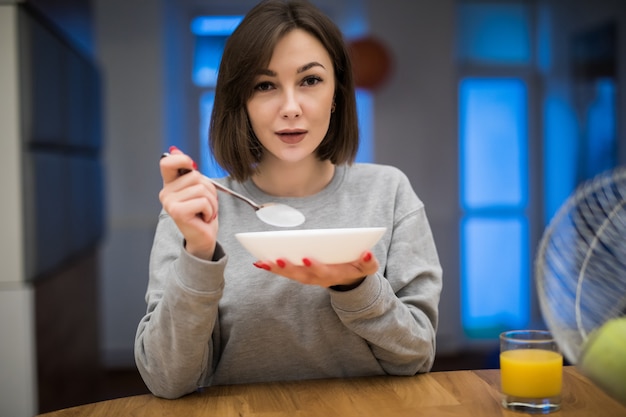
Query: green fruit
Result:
<box><xmin>578</xmin><ymin>317</ymin><xmax>626</xmax><ymax>406</ymax></box>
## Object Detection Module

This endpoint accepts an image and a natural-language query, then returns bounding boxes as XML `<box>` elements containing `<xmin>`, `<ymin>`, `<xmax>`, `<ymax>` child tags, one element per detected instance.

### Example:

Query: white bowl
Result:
<box><xmin>235</xmin><ymin>227</ymin><xmax>387</xmax><ymax>265</ymax></box>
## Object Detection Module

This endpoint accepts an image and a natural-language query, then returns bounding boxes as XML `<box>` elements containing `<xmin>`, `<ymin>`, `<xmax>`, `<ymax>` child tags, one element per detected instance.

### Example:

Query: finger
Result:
<box><xmin>254</xmin><ymin>258</ymin><xmax>291</xmax><ymax>271</ymax></box>
<box><xmin>166</xmin><ymin>195</ymin><xmax>215</xmax><ymax>224</ymax></box>
<box><xmin>163</xmin><ymin>183</ymin><xmax>218</xmax><ymax>221</ymax></box>
<box><xmin>253</xmin><ymin>258</ymin><xmax>308</xmax><ymax>276</ymax></box>
<box><xmin>184</xmin><ymin>197</ymin><xmax>216</xmax><ymax>224</ymax></box>
<box><xmin>353</xmin><ymin>251</ymin><xmax>379</xmax><ymax>275</ymax></box>
<box><xmin>168</xmin><ymin>145</ymin><xmax>182</xmax><ymax>155</ymax></box>
<box><xmin>160</xmin><ymin>150</ymin><xmax>195</xmax><ymax>184</ymax></box>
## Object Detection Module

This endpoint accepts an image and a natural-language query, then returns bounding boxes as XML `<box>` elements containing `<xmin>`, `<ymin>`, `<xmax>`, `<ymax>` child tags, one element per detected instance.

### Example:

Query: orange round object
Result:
<box><xmin>348</xmin><ymin>36</ymin><xmax>393</xmax><ymax>90</ymax></box>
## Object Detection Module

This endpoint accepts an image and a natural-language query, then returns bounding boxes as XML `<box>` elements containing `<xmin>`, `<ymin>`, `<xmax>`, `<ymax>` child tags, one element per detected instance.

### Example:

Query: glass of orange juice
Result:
<box><xmin>500</xmin><ymin>330</ymin><xmax>563</xmax><ymax>414</ymax></box>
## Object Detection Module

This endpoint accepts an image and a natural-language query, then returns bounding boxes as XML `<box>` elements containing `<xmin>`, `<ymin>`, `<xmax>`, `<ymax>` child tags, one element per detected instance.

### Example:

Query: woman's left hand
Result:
<box><xmin>253</xmin><ymin>251</ymin><xmax>379</xmax><ymax>288</ymax></box>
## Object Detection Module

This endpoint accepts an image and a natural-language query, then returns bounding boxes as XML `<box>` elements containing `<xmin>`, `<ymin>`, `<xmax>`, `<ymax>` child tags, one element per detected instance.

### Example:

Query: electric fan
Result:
<box><xmin>535</xmin><ymin>166</ymin><xmax>626</xmax><ymax>406</ymax></box>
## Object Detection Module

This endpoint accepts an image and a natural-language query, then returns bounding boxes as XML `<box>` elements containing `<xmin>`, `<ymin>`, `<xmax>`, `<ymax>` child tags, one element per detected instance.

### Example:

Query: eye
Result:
<box><xmin>301</xmin><ymin>75</ymin><xmax>322</xmax><ymax>87</ymax></box>
<box><xmin>254</xmin><ymin>81</ymin><xmax>274</xmax><ymax>92</ymax></box>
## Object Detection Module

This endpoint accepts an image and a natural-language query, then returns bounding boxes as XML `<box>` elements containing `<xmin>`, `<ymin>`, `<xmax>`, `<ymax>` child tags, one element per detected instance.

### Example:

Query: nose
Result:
<box><xmin>280</xmin><ymin>90</ymin><xmax>301</xmax><ymax>119</ymax></box>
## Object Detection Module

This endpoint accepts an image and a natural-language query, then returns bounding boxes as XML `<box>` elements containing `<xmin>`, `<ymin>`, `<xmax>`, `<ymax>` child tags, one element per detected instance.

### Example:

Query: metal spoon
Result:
<box><xmin>161</xmin><ymin>153</ymin><xmax>305</xmax><ymax>227</ymax></box>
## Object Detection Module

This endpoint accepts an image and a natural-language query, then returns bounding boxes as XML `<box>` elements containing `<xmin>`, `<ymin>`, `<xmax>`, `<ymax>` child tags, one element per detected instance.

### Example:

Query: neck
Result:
<box><xmin>252</xmin><ymin>159</ymin><xmax>335</xmax><ymax>197</ymax></box>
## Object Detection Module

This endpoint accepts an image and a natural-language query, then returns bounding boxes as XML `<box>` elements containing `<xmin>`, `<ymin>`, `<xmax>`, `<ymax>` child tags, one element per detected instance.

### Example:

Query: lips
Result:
<box><xmin>276</xmin><ymin>129</ymin><xmax>307</xmax><ymax>144</ymax></box>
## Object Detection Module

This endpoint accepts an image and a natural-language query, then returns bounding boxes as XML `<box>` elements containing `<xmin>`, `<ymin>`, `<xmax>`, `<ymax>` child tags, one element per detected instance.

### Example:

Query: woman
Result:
<box><xmin>135</xmin><ymin>0</ymin><xmax>442</xmax><ymax>399</ymax></box>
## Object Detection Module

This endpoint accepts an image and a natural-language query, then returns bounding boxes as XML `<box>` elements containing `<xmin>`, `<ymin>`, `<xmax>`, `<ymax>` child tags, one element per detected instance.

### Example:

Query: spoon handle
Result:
<box><xmin>161</xmin><ymin>152</ymin><xmax>261</xmax><ymax>211</ymax></box>
<box><xmin>206</xmin><ymin>178</ymin><xmax>261</xmax><ymax>211</ymax></box>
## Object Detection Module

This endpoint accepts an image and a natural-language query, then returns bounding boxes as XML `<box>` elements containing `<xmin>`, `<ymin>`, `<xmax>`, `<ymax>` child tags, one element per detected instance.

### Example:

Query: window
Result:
<box><xmin>191</xmin><ymin>16</ymin><xmax>243</xmax><ymax>178</ymax></box>
<box><xmin>459</xmin><ymin>78</ymin><xmax>530</xmax><ymax>337</ymax></box>
<box><xmin>458</xmin><ymin>3</ymin><xmax>532</xmax><ymax>338</ymax></box>
<box><xmin>458</xmin><ymin>3</ymin><xmax>531</xmax><ymax>65</ymax></box>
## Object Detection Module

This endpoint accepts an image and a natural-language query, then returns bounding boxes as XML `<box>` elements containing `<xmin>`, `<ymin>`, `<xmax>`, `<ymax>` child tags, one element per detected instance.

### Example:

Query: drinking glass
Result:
<box><xmin>500</xmin><ymin>330</ymin><xmax>563</xmax><ymax>414</ymax></box>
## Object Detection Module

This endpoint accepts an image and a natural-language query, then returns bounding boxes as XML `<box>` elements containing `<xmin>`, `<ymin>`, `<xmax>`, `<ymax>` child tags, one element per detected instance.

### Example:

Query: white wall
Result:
<box><xmin>0</xmin><ymin>5</ymin><xmax>25</xmax><ymax>287</ymax></box>
<box><xmin>93</xmin><ymin>0</ymin><xmax>165</xmax><ymax>367</ymax></box>
<box><xmin>0</xmin><ymin>5</ymin><xmax>38</xmax><ymax>416</ymax></box>
<box><xmin>366</xmin><ymin>0</ymin><xmax>460</xmax><ymax>352</ymax></box>
<box><xmin>0</xmin><ymin>287</ymin><xmax>37</xmax><ymax>417</ymax></box>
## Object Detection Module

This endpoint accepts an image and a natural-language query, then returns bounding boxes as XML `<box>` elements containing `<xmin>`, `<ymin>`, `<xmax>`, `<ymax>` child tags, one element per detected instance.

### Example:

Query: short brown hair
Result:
<box><xmin>209</xmin><ymin>0</ymin><xmax>359</xmax><ymax>182</ymax></box>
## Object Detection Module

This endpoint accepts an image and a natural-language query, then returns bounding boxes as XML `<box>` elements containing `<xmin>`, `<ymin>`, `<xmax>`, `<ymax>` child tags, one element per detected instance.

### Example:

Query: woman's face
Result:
<box><xmin>246</xmin><ymin>29</ymin><xmax>335</xmax><ymax>167</ymax></box>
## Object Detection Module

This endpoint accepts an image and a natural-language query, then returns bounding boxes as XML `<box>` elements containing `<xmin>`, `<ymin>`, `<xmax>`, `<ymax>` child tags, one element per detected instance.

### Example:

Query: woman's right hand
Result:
<box><xmin>159</xmin><ymin>147</ymin><xmax>219</xmax><ymax>260</ymax></box>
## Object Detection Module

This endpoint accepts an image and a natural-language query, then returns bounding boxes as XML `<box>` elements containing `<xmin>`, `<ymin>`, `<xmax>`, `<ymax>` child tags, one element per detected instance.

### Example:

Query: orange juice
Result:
<box><xmin>500</xmin><ymin>349</ymin><xmax>563</xmax><ymax>397</ymax></box>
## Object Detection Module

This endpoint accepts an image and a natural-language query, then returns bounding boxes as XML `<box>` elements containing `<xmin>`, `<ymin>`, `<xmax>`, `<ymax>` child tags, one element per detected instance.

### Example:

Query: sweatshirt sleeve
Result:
<box><xmin>329</xmin><ymin>196</ymin><xmax>442</xmax><ymax>376</ymax></box>
<box><xmin>134</xmin><ymin>211</ymin><xmax>226</xmax><ymax>399</ymax></box>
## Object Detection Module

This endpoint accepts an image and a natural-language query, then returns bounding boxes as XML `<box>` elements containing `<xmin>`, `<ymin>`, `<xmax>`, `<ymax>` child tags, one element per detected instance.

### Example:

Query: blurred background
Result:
<box><xmin>1</xmin><ymin>0</ymin><xmax>624</xmax><ymax>415</ymax></box>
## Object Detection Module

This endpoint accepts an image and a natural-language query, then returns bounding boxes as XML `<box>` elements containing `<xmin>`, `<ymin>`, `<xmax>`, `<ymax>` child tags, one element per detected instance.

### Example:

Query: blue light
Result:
<box><xmin>584</xmin><ymin>78</ymin><xmax>616</xmax><ymax>178</ymax></box>
<box><xmin>193</xmin><ymin>37</ymin><xmax>228</xmax><ymax>87</ymax></box>
<box><xmin>458</xmin><ymin>3</ymin><xmax>533</xmax><ymax>340</ymax></box>
<box><xmin>459</xmin><ymin>78</ymin><xmax>530</xmax><ymax>338</ymax></box>
<box><xmin>355</xmin><ymin>88</ymin><xmax>373</xmax><ymax>163</ymax></box>
<box><xmin>543</xmin><ymin>79</ymin><xmax>617</xmax><ymax>224</ymax></box>
<box><xmin>191</xmin><ymin>16</ymin><xmax>243</xmax><ymax>36</ymax></box>
<box><xmin>543</xmin><ymin>93</ymin><xmax>578</xmax><ymax>223</ymax></box>
<box><xmin>199</xmin><ymin>92</ymin><xmax>227</xmax><ymax>179</ymax></box>
<box><xmin>460</xmin><ymin>78</ymin><xmax>528</xmax><ymax>210</ymax></box>
<box><xmin>191</xmin><ymin>16</ymin><xmax>243</xmax><ymax>88</ymax></box>
<box><xmin>461</xmin><ymin>216</ymin><xmax>530</xmax><ymax>338</ymax></box>
<box><xmin>458</xmin><ymin>3</ymin><xmax>531</xmax><ymax>64</ymax></box>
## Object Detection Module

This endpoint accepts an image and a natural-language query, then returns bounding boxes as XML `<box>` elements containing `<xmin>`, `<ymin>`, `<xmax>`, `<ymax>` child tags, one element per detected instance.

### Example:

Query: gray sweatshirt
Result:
<box><xmin>135</xmin><ymin>163</ymin><xmax>442</xmax><ymax>399</ymax></box>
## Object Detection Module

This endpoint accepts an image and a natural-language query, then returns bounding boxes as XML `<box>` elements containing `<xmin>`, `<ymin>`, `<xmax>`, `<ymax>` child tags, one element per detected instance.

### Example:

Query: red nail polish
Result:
<box><xmin>276</xmin><ymin>259</ymin><xmax>286</xmax><ymax>268</ymax></box>
<box><xmin>192</xmin><ymin>161</ymin><xmax>198</xmax><ymax>170</ymax></box>
<box><xmin>253</xmin><ymin>261</ymin><xmax>270</xmax><ymax>270</ymax></box>
<box><xmin>169</xmin><ymin>145</ymin><xmax>179</xmax><ymax>153</ymax></box>
<box><xmin>253</xmin><ymin>262</ymin><xmax>270</xmax><ymax>271</ymax></box>
<box><xmin>302</xmin><ymin>258</ymin><xmax>312</xmax><ymax>267</ymax></box>
<box><xmin>363</xmin><ymin>252</ymin><xmax>372</xmax><ymax>262</ymax></box>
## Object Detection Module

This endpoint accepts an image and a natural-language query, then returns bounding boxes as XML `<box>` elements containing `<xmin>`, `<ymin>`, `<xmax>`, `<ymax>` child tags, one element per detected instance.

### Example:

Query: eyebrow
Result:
<box><xmin>257</xmin><ymin>61</ymin><xmax>327</xmax><ymax>77</ymax></box>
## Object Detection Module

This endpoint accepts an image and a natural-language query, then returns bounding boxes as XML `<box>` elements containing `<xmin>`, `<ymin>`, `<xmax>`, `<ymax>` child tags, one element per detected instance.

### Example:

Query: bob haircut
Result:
<box><xmin>209</xmin><ymin>0</ymin><xmax>359</xmax><ymax>182</ymax></box>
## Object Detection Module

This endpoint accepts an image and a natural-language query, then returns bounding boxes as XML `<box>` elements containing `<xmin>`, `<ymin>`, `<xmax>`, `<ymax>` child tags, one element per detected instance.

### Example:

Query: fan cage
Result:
<box><xmin>535</xmin><ymin>166</ymin><xmax>626</xmax><ymax>364</ymax></box>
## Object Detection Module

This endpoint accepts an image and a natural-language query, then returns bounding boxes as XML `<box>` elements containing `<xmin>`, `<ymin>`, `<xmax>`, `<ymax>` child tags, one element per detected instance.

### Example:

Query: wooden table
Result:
<box><xmin>37</xmin><ymin>367</ymin><xmax>626</xmax><ymax>416</ymax></box>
